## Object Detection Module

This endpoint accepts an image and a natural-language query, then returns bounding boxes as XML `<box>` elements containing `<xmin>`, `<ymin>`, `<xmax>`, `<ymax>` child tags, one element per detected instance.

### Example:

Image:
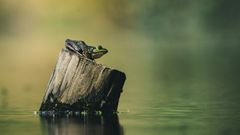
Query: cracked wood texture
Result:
<box><xmin>39</xmin><ymin>48</ymin><xmax>126</xmax><ymax>112</ymax></box>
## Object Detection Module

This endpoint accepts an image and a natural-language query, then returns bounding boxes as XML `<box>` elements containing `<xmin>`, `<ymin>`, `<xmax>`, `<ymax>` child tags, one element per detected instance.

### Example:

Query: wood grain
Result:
<box><xmin>39</xmin><ymin>48</ymin><xmax>126</xmax><ymax>113</ymax></box>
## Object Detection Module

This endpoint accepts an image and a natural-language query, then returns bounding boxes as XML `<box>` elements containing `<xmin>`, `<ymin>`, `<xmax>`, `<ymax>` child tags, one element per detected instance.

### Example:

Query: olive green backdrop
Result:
<box><xmin>0</xmin><ymin>0</ymin><xmax>240</xmax><ymax>135</ymax></box>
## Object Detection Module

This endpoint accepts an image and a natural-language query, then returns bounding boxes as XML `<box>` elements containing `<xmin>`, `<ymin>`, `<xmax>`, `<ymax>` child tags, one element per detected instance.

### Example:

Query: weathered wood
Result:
<box><xmin>39</xmin><ymin>48</ymin><xmax>126</xmax><ymax>113</ymax></box>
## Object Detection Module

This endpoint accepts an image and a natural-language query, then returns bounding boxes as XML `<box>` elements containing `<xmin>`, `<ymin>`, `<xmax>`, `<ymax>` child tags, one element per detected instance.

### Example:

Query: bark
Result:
<box><xmin>39</xmin><ymin>48</ymin><xmax>126</xmax><ymax>113</ymax></box>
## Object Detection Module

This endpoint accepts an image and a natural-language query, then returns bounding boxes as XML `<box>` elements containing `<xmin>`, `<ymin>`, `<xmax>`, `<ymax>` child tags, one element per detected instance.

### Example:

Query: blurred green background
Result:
<box><xmin>0</xmin><ymin>0</ymin><xmax>240</xmax><ymax>135</ymax></box>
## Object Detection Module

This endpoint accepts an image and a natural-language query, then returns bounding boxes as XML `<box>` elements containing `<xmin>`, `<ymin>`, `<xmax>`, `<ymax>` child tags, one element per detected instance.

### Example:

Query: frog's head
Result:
<box><xmin>92</xmin><ymin>45</ymin><xmax>108</xmax><ymax>59</ymax></box>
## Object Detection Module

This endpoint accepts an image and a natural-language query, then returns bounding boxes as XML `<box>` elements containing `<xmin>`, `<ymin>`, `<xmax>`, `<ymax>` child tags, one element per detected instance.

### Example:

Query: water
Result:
<box><xmin>1</xmin><ymin>0</ymin><xmax>240</xmax><ymax>135</ymax></box>
<box><xmin>1</xmin><ymin>99</ymin><xmax>240</xmax><ymax>135</ymax></box>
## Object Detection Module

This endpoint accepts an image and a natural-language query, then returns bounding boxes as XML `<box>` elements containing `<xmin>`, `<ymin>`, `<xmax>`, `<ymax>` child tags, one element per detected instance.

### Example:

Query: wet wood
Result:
<box><xmin>39</xmin><ymin>48</ymin><xmax>126</xmax><ymax>113</ymax></box>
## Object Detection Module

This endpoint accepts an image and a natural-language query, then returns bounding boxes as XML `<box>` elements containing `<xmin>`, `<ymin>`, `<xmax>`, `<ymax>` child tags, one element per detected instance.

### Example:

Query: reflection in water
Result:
<box><xmin>40</xmin><ymin>114</ymin><xmax>124</xmax><ymax>135</ymax></box>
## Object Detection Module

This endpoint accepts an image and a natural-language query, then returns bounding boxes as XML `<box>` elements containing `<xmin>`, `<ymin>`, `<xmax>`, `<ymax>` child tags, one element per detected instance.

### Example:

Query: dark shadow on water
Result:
<box><xmin>40</xmin><ymin>114</ymin><xmax>124</xmax><ymax>135</ymax></box>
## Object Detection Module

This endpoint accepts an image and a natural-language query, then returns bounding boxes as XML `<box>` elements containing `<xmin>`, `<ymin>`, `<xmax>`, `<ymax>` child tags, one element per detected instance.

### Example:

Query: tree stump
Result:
<box><xmin>39</xmin><ymin>48</ymin><xmax>126</xmax><ymax>114</ymax></box>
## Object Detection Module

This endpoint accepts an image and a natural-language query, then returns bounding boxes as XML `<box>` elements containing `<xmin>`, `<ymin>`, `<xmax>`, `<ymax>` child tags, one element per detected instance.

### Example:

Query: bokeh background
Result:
<box><xmin>0</xmin><ymin>0</ymin><xmax>240</xmax><ymax>135</ymax></box>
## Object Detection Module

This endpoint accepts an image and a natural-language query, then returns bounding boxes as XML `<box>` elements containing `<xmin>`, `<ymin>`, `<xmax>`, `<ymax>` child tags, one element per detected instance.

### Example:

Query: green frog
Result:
<box><xmin>65</xmin><ymin>39</ymin><xmax>108</xmax><ymax>60</ymax></box>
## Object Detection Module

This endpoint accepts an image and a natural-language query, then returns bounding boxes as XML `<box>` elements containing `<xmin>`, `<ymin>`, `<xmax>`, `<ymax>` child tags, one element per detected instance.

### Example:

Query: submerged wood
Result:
<box><xmin>39</xmin><ymin>48</ymin><xmax>126</xmax><ymax>113</ymax></box>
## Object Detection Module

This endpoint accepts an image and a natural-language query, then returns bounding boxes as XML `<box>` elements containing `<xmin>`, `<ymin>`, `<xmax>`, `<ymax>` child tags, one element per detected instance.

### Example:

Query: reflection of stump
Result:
<box><xmin>40</xmin><ymin>114</ymin><xmax>124</xmax><ymax>135</ymax></box>
<box><xmin>39</xmin><ymin>48</ymin><xmax>126</xmax><ymax>113</ymax></box>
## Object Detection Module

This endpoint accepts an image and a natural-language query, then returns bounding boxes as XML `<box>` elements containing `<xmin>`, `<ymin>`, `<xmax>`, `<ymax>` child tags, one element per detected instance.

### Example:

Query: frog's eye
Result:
<box><xmin>97</xmin><ymin>45</ymin><xmax>103</xmax><ymax>50</ymax></box>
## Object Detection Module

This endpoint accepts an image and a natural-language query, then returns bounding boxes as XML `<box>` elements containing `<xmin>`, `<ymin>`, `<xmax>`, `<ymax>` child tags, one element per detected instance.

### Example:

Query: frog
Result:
<box><xmin>65</xmin><ymin>39</ymin><xmax>108</xmax><ymax>60</ymax></box>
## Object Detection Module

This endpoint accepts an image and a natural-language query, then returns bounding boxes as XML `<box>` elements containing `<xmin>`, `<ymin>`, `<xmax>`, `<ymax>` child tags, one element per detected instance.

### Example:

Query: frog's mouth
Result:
<box><xmin>92</xmin><ymin>48</ymin><xmax>108</xmax><ymax>59</ymax></box>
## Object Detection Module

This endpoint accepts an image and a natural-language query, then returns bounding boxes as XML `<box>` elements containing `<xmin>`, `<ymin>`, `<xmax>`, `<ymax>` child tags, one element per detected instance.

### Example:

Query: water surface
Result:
<box><xmin>1</xmin><ymin>99</ymin><xmax>240</xmax><ymax>135</ymax></box>
<box><xmin>0</xmin><ymin>0</ymin><xmax>240</xmax><ymax>135</ymax></box>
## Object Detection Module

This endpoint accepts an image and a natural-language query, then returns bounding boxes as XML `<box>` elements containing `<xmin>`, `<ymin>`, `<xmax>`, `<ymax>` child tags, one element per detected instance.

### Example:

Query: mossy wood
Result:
<box><xmin>39</xmin><ymin>48</ymin><xmax>126</xmax><ymax>112</ymax></box>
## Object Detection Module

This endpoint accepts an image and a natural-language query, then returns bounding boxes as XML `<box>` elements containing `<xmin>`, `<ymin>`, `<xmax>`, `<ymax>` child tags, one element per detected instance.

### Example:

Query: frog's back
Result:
<box><xmin>65</xmin><ymin>39</ymin><xmax>88</xmax><ymax>53</ymax></box>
